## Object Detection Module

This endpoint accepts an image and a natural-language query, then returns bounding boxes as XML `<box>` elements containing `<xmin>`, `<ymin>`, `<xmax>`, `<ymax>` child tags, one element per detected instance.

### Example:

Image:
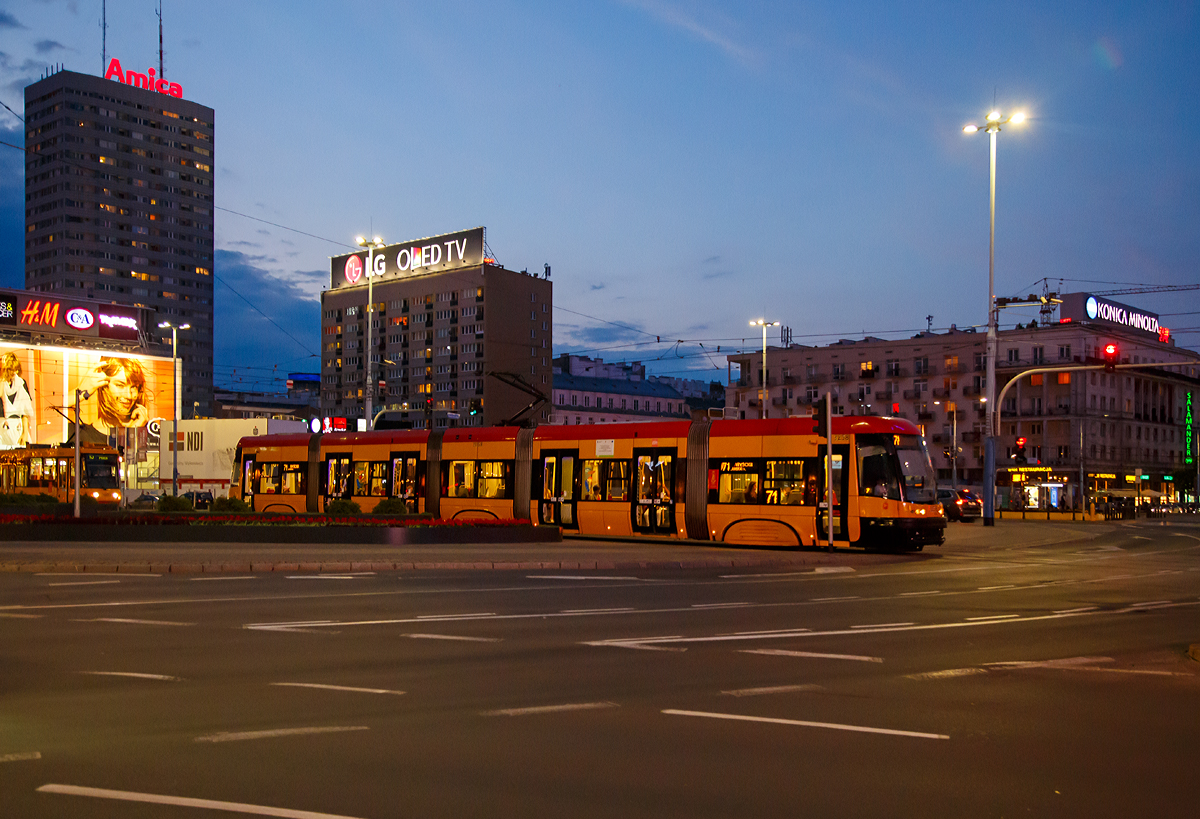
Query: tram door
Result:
<box><xmin>241</xmin><ymin>456</ymin><xmax>256</xmax><ymax>504</ymax></box>
<box><xmin>633</xmin><ymin>449</ymin><xmax>674</xmax><ymax>535</ymax></box>
<box><xmin>816</xmin><ymin>445</ymin><xmax>850</xmax><ymax>542</ymax></box>
<box><xmin>390</xmin><ymin>452</ymin><xmax>421</xmax><ymax>513</ymax></box>
<box><xmin>539</xmin><ymin>450</ymin><xmax>579</xmax><ymax>528</ymax></box>
<box><xmin>323</xmin><ymin>453</ymin><xmax>353</xmax><ymax>507</ymax></box>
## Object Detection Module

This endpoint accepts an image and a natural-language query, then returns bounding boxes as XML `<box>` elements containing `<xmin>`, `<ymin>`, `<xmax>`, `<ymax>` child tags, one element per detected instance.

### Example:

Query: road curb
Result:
<box><xmin>1189</xmin><ymin>644</ymin><xmax>1200</xmax><ymax>663</ymax></box>
<box><xmin>0</xmin><ymin>555</ymin><xmax>881</xmax><ymax>574</ymax></box>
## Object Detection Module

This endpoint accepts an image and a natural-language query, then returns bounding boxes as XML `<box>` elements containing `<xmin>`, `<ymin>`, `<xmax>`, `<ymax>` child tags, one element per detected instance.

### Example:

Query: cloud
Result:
<box><xmin>589</xmin><ymin>282</ymin><xmax>606</xmax><ymax>291</ymax></box>
<box><xmin>701</xmin><ymin>269</ymin><xmax>733</xmax><ymax>280</ymax></box>
<box><xmin>569</xmin><ymin>321</ymin><xmax>650</xmax><ymax>347</ymax></box>
<box><xmin>223</xmin><ymin>240</ymin><xmax>262</xmax><ymax>248</ymax></box>
<box><xmin>34</xmin><ymin>40</ymin><xmax>67</xmax><ymax>54</ymax></box>
<box><xmin>702</xmin><ymin>255</ymin><xmax>721</xmax><ymax>264</ymax></box>
<box><xmin>621</xmin><ymin>0</ymin><xmax>758</xmax><ymax>66</ymax></box>
<box><xmin>0</xmin><ymin>12</ymin><xmax>23</xmax><ymax>29</ymax></box>
<box><xmin>213</xmin><ymin>250</ymin><xmax>321</xmax><ymax>387</ymax></box>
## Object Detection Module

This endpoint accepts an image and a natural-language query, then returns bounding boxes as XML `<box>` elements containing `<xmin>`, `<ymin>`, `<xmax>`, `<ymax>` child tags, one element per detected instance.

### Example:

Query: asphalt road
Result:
<box><xmin>2</xmin><ymin>521</ymin><xmax>1198</xmax><ymax>818</ymax></box>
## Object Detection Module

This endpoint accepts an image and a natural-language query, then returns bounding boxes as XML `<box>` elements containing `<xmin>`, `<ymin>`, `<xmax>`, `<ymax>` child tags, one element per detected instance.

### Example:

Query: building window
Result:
<box><xmin>913</xmin><ymin>357</ymin><xmax>929</xmax><ymax>375</ymax></box>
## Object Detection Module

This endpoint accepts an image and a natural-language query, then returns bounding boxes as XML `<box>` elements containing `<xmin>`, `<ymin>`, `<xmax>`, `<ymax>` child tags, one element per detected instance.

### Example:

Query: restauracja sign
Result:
<box><xmin>104</xmin><ymin>58</ymin><xmax>183</xmax><ymax>98</ymax></box>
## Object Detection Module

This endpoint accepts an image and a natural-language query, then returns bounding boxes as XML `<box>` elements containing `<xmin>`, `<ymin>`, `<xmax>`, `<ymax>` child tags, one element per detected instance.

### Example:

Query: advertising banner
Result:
<box><xmin>0</xmin><ymin>289</ymin><xmax>142</xmax><ymax>341</ymax></box>
<box><xmin>329</xmin><ymin>227</ymin><xmax>486</xmax><ymax>291</ymax></box>
<box><xmin>1058</xmin><ymin>292</ymin><xmax>1161</xmax><ymax>337</ymax></box>
<box><xmin>0</xmin><ymin>342</ymin><xmax>175</xmax><ymax>450</ymax></box>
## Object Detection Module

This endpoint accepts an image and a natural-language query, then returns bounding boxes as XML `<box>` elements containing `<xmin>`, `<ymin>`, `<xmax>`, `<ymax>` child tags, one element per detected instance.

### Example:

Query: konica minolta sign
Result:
<box><xmin>1058</xmin><ymin>292</ymin><xmax>1161</xmax><ymax>336</ymax></box>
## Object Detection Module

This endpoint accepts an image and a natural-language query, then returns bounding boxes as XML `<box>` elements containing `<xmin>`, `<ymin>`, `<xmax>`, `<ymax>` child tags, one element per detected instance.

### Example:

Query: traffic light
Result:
<box><xmin>1014</xmin><ymin>436</ymin><xmax>1028</xmax><ymax>464</ymax></box>
<box><xmin>1103</xmin><ymin>342</ymin><xmax>1119</xmax><ymax>372</ymax></box>
<box><xmin>813</xmin><ymin>393</ymin><xmax>830</xmax><ymax>438</ymax></box>
<box><xmin>468</xmin><ymin>399</ymin><xmax>481</xmax><ymax>416</ymax></box>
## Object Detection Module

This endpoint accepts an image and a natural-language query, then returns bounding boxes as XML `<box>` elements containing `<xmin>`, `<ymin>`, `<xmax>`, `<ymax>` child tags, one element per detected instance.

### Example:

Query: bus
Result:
<box><xmin>231</xmin><ymin>416</ymin><xmax>945</xmax><ymax>551</ymax></box>
<box><xmin>0</xmin><ymin>445</ymin><xmax>123</xmax><ymax>506</ymax></box>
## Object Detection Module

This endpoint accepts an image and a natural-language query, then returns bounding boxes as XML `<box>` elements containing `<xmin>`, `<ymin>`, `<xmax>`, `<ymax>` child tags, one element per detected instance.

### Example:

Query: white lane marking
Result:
<box><xmin>190</xmin><ymin>576</ymin><xmax>256</xmax><ymax>581</ymax></box>
<box><xmin>36</xmin><ymin>783</ymin><xmax>367</xmax><ymax>818</ymax></box>
<box><xmin>0</xmin><ymin>751</ymin><xmax>41</xmax><ymax>762</ymax></box>
<box><xmin>691</xmin><ymin>602</ymin><xmax>751</xmax><ymax>609</ymax></box>
<box><xmin>560</xmin><ymin>607</ymin><xmax>635</xmax><ymax>614</ymax></box>
<box><xmin>1132</xmin><ymin>536</ymin><xmax>1150</xmax><ymax>540</ymax></box>
<box><xmin>965</xmin><ymin>614</ymin><xmax>1022</xmax><ymax>622</ymax></box>
<box><xmin>404</xmin><ymin>633</ymin><xmax>501</xmax><ymax>643</ymax></box>
<box><xmin>582</xmin><ymin>639</ymin><xmax>687</xmax><ymax>652</ymax></box>
<box><xmin>1097</xmin><ymin>545</ymin><xmax>1124</xmax><ymax>551</ymax></box>
<box><xmin>35</xmin><ymin>573</ymin><xmax>159</xmax><ymax>577</ymax></box>
<box><xmin>662</xmin><ymin>709</ymin><xmax>949</xmax><ymax>740</ymax></box>
<box><xmin>271</xmin><ymin>683</ymin><xmax>404</xmax><ymax>696</ymax></box>
<box><xmin>900</xmin><ymin>591</ymin><xmax>940</xmax><ymax>597</ymax></box>
<box><xmin>988</xmin><ymin>656</ymin><xmax>1113</xmax><ymax>669</ymax></box>
<box><xmin>722</xmin><ymin>684</ymin><xmax>823</xmax><ymax>697</ymax></box>
<box><xmin>742</xmin><ymin>649</ymin><xmax>883</xmax><ymax>663</ymax></box>
<box><xmin>81</xmin><ymin>671</ymin><xmax>180</xmax><ymax>681</ymax></box>
<box><xmin>1053</xmin><ymin>606</ymin><xmax>1098</xmax><ymax>614</ymax></box>
<box><xmin>416</xmin><ymin>612</ymin><xmax>495</xmax><ymax>620</ymax></box>
<box><xmin>484</xmin><ymin>702</ymin><xmax>618</xmax><ymax>717</ymax></box>
<box><xmin>285</xmin><ymin>576</ymin><xmax>359</xmax><ymax>580</ymax></box>
<box><xmin>1129</xmin><ymin>600</ymin><xmax>1174</xmax><ymax>608</ymax></box>
<box><xmin>813</xmin><ymin>567</ymin><xmax>856</xmax><ymax>574</ymax></box>
<box><xmin>811</xmin><ymin>596</ymin><xmax>860</xmax><ymax>602</ymax></box>
<box><xmin>526</xmin><ymin>575</ymin><xmax>640</xmax><ymax>581</ymax></box>
<box><xmin>906</xmin><ymin>668</ymin><xmax>988</xmax><ymax>680</ymax></box>
<box><xmin>0</xmin><ymin>612</ymin><xmax>42</xmax><ymax>618</ymax></box>
<box><xmin>853</xmin><ymin>622</ymin><xmax>914</xmax><ymax>629</ymax></box>
<box><xmin>76</xmin><ymin>617</ymin><xmax>193</xmax><ymax>626</ymax></box>
<box><xmin>195</xmin><ymin>726</ymin><xmax>368</xmax><ymax>743</ymax></box>
<box><xmin>978</xmin><ymin>585</ymin><xmax>1015</xmax><ymax>591</ymax></box>
<box><xmin>49</xmin><ymin>580</ymin><xmax>121</xmax><ymax>587</ymax></box>
<box><xmin>728</xmin><ymin>628</ymin><xmax>811</xmax><ymax>636</ymax></box>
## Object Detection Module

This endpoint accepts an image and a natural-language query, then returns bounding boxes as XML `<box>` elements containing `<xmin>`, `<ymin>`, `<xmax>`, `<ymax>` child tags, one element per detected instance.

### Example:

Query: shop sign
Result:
<box><xmin>329</xmin><ymin>227</ymin><xmax>486</xmax><ymax>291</ymax></box>
<box><xmin>104</xmin><ymin>58</ymin><xmax>183</xmax><ymax>98</ymax></box>
<box><xmin>64</xmin><ymin>307</ymin><xmax>95</xmax><ymax>330</ymax></box>
<box><xmin>1186</xmin><ymin>392</ymin><xmax>1194</xmax><ymax>466</ymax></box>
<box><xmin>1058</xmin><ymin>292</ymin><xmax>1161</xmax><ymax>336</ymax></box>
<box><xmin>1090</xmin><ymin>473</ymin><xmax>1116</xmax><ymax>480</ymax></box>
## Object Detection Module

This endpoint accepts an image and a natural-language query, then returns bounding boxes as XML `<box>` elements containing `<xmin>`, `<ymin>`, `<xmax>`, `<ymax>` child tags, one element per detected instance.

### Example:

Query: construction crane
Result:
<box><xmin>1022</xmin><ymin>279</ymin><xmax>1199</xmax><ymax>324</ymax></box>
<box><xmin>1092</xmin><ymin>283</ymin><xmax>1200</xmax><ymax>297</ymax></box>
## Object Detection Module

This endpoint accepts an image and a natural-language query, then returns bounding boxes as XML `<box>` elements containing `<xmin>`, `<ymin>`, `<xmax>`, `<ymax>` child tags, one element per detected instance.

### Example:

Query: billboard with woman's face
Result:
<box><xmin>0</xmin><ymin>342</ymin><xmax>175</xmax><ymax>449</ymax></box>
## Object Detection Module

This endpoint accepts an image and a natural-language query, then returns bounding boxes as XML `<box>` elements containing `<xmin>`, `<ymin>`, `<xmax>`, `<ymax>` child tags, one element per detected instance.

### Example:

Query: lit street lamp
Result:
<box><xmin>158</xmin><ymin>321</ymin><xmax>190</xmax><ymax>496</ymax></box>
<box><xmin>750</xmin><ymin>319</ymin><xmax>780</xmax><ymax>420</ymax></box>
<box><xmin>964</xmin><ymin>108</ymin><xmax>1025</xmax><ymax>526</ymax></box>
<box><xmin>356</xmin><ymin>235</ymin><xmax>385</xmax><ymax>429</ymax></box>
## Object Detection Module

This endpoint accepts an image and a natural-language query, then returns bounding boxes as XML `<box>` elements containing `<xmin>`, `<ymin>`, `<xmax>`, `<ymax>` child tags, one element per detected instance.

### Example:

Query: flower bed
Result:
<box><xmin>1</xmin><ymin>512</ymin><xmax>533</xmax><ymax>528</ymax></box>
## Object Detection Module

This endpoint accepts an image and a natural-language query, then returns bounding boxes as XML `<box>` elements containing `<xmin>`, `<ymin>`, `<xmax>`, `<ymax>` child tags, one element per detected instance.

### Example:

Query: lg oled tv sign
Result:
<box><xmin>329</xmin><ymin>227</ymin><xmax>486</xmax><ymax>291</ymax></box>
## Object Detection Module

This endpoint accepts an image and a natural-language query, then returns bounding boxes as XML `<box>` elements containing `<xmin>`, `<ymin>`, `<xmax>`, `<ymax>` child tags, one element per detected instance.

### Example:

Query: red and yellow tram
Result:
<box><xmin>231</xmin><ymin>416</ymin><xmax>945</xmax><ymax>550</ymax></box>
<box><xmin>0</xmin><ymin>444</ymin><xmax>123</xmax><ymax>506</ymax></box>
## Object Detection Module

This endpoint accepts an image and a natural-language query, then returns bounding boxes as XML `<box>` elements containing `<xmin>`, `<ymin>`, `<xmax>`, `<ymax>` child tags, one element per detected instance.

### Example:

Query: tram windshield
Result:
<box><xmin>894</xmin><ymin>434</ymin><xmax>937</xmax><ymax>504</ymax></box>
<box><xmin>84</xmin><ymin>458</ymin><xmax>119</xmax><ymax>488</ymax></box>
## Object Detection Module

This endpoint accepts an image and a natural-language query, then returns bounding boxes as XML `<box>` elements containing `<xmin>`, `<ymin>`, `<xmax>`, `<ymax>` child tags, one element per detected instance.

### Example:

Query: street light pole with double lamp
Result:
<box><xmin>750</xmin><ymin>319</ymin><xmax>780</xmax><ymax>420</ymax></box>
<box><xmin>355</xmin><ymin>236</ymin><xmax>386</xmax><ymax>430</ymax></box>
<box><xmin>158</xmin><ymin>321</ymin><xmax>190</xmax><ymax>496</ymax></box>
<box><xmin>963</xmin><ymin>108</ymin><xmax>1025</xmax><ymax>526</ymax></box>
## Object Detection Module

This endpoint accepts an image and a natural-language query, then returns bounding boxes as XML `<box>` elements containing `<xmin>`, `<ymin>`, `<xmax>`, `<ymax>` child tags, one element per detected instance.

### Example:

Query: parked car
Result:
<box><xmin>181</xmin><ymin>490</ymin><xmax>214</xmax><ymax>510</ymax></box>
<box><xmin>938</xmin><ymin>488</ymin><xmax>982</xmax><ymax>521</ymax></box>
<box><xmin>127</xmin><ymin>491</ymin><xmax>161</xmax><ymax>510</ymax></box>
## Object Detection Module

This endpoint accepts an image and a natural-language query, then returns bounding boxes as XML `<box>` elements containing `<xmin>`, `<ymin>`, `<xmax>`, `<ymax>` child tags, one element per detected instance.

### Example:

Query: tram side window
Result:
<box><xmin>258</xmin><ymin>462</ymin><xmax>282</xmax><ymax>494</ymax></box>
<box><xmin>858</xmin><ymin>443</ymin><xmax>901</xmax><ymax>500</ymax></box>
<box><xmin>280</xmin><ymin>463</ymin><xmax>307</xmax><ymax>495</ymax></box>
<box><xmin>712</xmin><ymin>460</ymin><xmax>761</xmax><ymax>504</ymax></box>
<box><xmin>446</xmin><ymin>460</ymin><xmax>477</xmax><ymax>498</ymax></box>
<box><xmin>582</xmin><ymin>460</ymin><xmax>602</xmax><ymax>501</ymax></box>
<box><xmin>764</xmin><ymin>459</ymin><xmax>810</xmax><ymax>505</ymax></box>
<box><xmin>352</xmin><ymin>462</ymin><xmax>387</xmax><ymax>496</ymax></box>
<box><xmin>477</xmin><ymin>461</ymin><xmax>511</xmax><ymax>498</ymax></box>
<box><xmin>605</xmin><ymin>460</ymin><xmax>630</xmax><ymax>501</ymax></box>
<box><xmin>28</xmin><ymin>457</ymin><xmax>44</xmax><ymax>486</ymax></box>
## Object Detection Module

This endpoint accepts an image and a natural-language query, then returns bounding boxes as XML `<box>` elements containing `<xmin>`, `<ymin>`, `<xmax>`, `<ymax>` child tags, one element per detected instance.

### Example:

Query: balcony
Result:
<box><xmin>917</xmin><ymin>411</ymin><xmax>934</xmax><ymax>421</ymax></box>
<box><xmin>902</xmin><ymin>389</ymin><xmax>923</xmax><ymax>400</ymax></box>
<box><xmin>962</xmin><ymin>384</ymin><xmax>982</xmax><ymax>397</ymax></box>
<box><xmin>932</xmin><ymin>387</ymin><xmax>952</xmax><ymax>399</ymax></box>
<box><xmin>858</xmin><ymin>367</ymin><xmax>878</xmax><ymax>380</ymax></box>
<box><xmin>943</xmin><ymin>362</ymin><xmax>966</xmax><ymax>374</ymax></box>
<box><xmin>873</xmin><ymin>391</ymin><xmax>894</xmax><ymax>402</ymax></box>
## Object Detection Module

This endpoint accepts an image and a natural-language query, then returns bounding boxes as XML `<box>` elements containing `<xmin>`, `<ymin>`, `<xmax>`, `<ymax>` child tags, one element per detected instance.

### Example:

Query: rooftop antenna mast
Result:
<box><xmin>101</xmin><ymin>0</ymin><xmax>107</xmax><ymax>72</ymax></box>
<box><xmin>157</xmin><ymin>0</ymin><xmax>164</xmax><ymax>78</ymax></box>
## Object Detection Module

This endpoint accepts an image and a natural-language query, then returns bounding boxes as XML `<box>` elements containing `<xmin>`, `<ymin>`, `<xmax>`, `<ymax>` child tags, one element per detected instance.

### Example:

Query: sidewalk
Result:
<box><xmin>0</xmin><ymin>518</ymin><xmax>1152</xmax><ymax>574</ymax></box>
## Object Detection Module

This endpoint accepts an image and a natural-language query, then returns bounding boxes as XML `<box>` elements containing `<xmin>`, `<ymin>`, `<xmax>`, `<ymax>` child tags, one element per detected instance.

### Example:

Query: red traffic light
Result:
<box><xmin>1016</xmin><ymin>437</ymin><xmax>1027</xmax><ymax>447</ymax></box>
<box><xmin>1103</xmin><ymin>343</ymin><xmax>1117</xmax><ymax>356</ymax></box>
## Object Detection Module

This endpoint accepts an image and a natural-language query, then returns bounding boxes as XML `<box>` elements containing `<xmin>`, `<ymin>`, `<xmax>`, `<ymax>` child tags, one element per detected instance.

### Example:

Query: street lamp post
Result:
<box><xmin>356</xmin><ymin>236</ymin><xmax>385</xmax><ymax>430</ymax></box>
<box><xmin>750</xmin><ymin>319</ymin><xmax>780</xmax><ymax>420</ymax></box>
<box><xmin>158</xmin><ymin>321</ymin><xmax>190</xmax><ymax>496</ymax></box>
<box><xmin>935</xmin><ymin>399</ymin><xmax>958</xmax><ymax>492</ymax></box>
<box><xmin>964</xmin><ymin>109</ymin><xmax>1025</xmax><ymax>526</ymax></box>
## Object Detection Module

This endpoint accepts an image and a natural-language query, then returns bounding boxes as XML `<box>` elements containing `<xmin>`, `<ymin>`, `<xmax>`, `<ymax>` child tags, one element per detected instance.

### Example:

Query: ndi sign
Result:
<box><xmin>329</xmin><ymin>227</ymin><xmax>486</xmax><ymax>291</ymax></box>
<box><xmin>1059</xmin><ymin>292</ymin><xmax>1161</xmax><ymax>336</ymax></box>
<box><xmin>104</xmin><ymin>58</ymin><xmax>183</xmax><ymax>98</ymax></box>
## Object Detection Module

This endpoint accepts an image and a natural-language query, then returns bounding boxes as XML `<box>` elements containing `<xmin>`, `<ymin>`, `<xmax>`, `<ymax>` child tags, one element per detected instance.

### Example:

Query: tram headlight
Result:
<box><xmin>91</xmin><ymin>491</ymin><xmax>100</xmax><ymax>498</ymax></box>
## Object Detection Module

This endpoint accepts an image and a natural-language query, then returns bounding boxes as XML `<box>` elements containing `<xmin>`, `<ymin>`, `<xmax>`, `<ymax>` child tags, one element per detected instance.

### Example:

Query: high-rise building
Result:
<box><xmin>24</xmin><ymin>63</ymin><xmax>215</xmax><ymax>415</ymax></box>
<box><xmin>321</xmin><ymin>228</ymin><xmax>553</xmax><ymax>429</ymax></box>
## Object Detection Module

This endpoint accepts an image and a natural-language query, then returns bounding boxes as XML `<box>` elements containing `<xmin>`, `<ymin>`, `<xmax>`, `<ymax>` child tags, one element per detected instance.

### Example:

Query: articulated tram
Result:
<box><xmin>0</xmin><ymin>445</ymin><xmax>123</xmax><ymax>505</ymax></box>
<box><xmin>231</xmin><ymin>416</ymin><xmax>945</xmax><ymax>550</ymax></box>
